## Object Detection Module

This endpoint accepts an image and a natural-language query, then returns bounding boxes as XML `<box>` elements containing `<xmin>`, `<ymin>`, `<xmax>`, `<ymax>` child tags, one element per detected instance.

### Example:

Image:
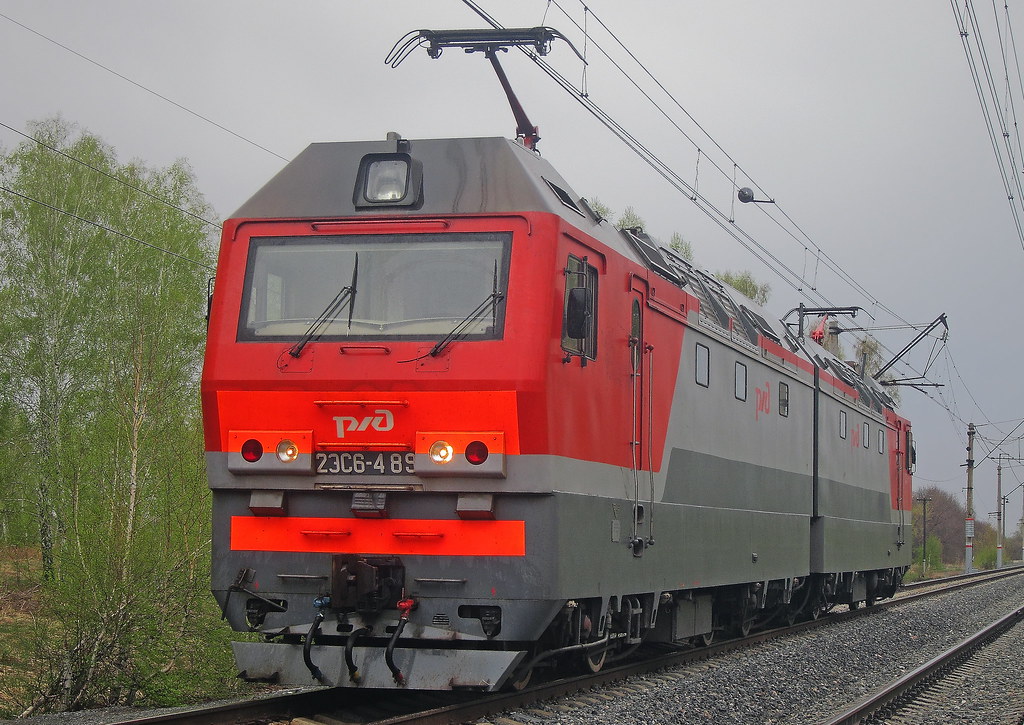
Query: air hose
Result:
<box><xmin>302</xmin><ymin>610</ymin><xmax>326</xmax><ymax>684</ymax></box>
<box><xmin>385</xmin><ymin>598</ymin><xmax>416</xmax><ymax>686</ymax></box>
<box><xmin>344</xmin><ymin>627</ymin><xmax>370</xmax><ymax>684</ymax></box>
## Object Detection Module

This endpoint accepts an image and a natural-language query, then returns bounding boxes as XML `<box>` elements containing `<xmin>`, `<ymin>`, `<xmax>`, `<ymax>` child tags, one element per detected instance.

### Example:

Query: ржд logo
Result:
<box><xmin>333</xmin><ymin>409</ymin><xmax>395</xmax><ymax>438</ymax></box>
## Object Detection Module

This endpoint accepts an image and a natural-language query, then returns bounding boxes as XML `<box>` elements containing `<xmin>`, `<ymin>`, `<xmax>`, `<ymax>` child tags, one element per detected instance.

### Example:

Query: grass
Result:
<box><xmin>0</xmin><ymin>547</ymin><xmax>43</xmax><ymax>718</ymax></box>
<box><xmin>0</xmin><ymin>546</ymin><xmax>263</xmax><ymax>717</ymax></box>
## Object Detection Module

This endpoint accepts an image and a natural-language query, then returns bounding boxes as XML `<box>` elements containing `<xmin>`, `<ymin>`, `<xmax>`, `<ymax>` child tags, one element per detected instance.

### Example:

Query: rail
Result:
<box><xmin>821</xmin><ymin>605</ymin><xmax>1024</xmax><ymax>725</ymax></box>
<box><xmin>106</xmin><ymin>566</ymin><xmax>1024</xmax><ymax>725</ymax></box>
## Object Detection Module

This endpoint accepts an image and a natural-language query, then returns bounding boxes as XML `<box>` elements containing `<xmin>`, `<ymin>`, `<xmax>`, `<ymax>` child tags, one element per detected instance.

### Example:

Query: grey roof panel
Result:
<box><xmin>233</xmin><ymin>136</ymin><xmax>579</xmax><ymax>220</ymax></box>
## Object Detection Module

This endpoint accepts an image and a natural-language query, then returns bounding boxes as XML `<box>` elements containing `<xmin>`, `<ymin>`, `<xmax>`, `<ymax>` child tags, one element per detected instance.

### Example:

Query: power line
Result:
<box><xmin>548</xmin><ymin>0</ymin><xmax>918</xmax><ymax>331</ymax></box>
<box><xmin>0</xmin><ymin>185</ymin><xmax>215</xmax><ymax>271</ymax></box>
<box><xmin>463</xmin><ymin>1</ymin><xmax>834</xmax><ymax>305</ymax></box>
<box><xmin>0</xmin><ymin>120</ymin><xmax>222</xmax><ymax>231</ymax></box>
<box><xmin>548</xmin><ymin>3</ymin><xmax>1008</xmax><ymax>426</ymax></box>
<box><xmin>950</xmin><ymin>0</ymin><xmax>1024</xmax><ymax>251</ymax></box>
<box><xmin>0</xmin><ymin>11</ymin><xmax>288</xmax><ymax>163</ymax></box>
<box><xmin>463</xmin><ymin>1</ymin><xmax>954</xmax><ymax>411</ymax></box>
<box><xmin>517</xmin><ymin>3</ymin><xmax>1016</xmax><ymax>474</ymax></box>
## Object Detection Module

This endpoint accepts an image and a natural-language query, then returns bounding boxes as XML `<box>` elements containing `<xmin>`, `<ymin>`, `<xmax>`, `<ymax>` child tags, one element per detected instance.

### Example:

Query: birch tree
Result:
<box><xmin>0</xmin><ymin>118</ymin><xmax>225</xmax><ymax>712</ymax></box>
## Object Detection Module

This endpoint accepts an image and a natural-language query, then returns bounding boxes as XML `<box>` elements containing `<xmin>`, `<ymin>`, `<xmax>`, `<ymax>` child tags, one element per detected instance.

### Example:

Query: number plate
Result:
<box><xmin>314</xmin><ymin>451</ymin><xmax>415</xmax><ymax>476</ymax></box>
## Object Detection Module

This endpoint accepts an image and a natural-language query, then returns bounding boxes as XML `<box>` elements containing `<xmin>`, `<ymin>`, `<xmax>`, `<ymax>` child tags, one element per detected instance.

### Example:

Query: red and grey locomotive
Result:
<box><xmin>202</xmin><ymin>28</ymin><xmax>913</xmax><ymax>691</ymax></box>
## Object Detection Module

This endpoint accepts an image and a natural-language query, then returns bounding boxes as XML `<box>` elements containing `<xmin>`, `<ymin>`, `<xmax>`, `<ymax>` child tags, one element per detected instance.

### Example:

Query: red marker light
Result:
<box><xmin>465</xmin><ymin>440</ymin><xmax>489</xmax><ymax>465</ymax></box>
<box><xmin>241</xmin><ymin>439</ymin><xmax>264</xmax><ymax>462</ymax></box>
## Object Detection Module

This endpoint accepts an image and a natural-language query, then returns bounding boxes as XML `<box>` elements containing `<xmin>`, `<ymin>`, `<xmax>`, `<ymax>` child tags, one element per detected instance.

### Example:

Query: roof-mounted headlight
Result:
<box><xmin>354</xmin><ymin>151</ymin><xmax>423</xmax><ymax>209</ymax></box>
<box><xmin>366</xmin><ymin>159</ymin><xmax>409</xmax><ymax>202</ymax></box>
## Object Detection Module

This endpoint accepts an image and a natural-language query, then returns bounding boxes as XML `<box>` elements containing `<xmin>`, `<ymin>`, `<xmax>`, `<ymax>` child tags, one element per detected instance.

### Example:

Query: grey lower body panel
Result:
<box><xmin>232</xmin><ymin>640</ymin><xmax>525</xmax><ymax>691</ymax></box>
<box><xmin>811</xmin><ymin>516</ymin><xmax>912</xmax><ymax>572</ymax></box>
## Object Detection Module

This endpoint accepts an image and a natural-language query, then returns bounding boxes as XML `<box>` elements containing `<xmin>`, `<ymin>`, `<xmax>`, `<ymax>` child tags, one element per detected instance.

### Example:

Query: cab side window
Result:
<box><xmin>562</xmin><ymin>255</ymin><xmax>598</xmax><ymax>360</ymax></box>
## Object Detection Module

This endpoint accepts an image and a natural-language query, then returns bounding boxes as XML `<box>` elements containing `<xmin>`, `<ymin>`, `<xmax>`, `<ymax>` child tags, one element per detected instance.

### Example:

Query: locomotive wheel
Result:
<box><xmin>737</xmin><ymin>616</ymin><xmax>753</xmax><ymax>637</ymax></box>
<box><xmin>583</xmin><ymin>646</ymin><xmax>608</xmax><ymax>673</ymax></box>
<box><xmin>849</xmin><ymin>600</ymin><xmax>860</xmax><ymax>610</ymax></box>
<box><xmin>732</xmin><ymin>585</ymin><xmax>755</xmax><ymax>637</ymax></box>
<box><xmin>693</xmin><ymin>630</ymin><xmax>714</xmax><ymax>647</ymax></box>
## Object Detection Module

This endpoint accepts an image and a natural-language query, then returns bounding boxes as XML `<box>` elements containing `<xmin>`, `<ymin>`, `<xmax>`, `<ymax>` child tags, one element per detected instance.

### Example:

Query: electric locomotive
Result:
<box><xmin>203</xmin><ymin>28</ymin><xmax>913</xmax><ymax>691</ymax></box>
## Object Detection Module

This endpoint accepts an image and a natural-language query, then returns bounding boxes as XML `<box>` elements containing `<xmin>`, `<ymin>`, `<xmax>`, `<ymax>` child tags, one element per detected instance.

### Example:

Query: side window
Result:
<box><xmin>779</xmin><ymin>382</ymin><xmax>790</xmax><ymax>417</ymax></box>
<box><xmin>878</xmin><ymin>428</ymin><xmax>885</xmax><ymax>454</ymax></box>
<box><xmin>734</xmin><ymin>361</ymin><xmax>747</xmax><ymax>401</ymax></box>
<box><xmin>696</xmin><ymin>343</ymin><xmax>710</xmax><ymax>387</ymax></box>
<box><xmin>839</xmin><ymin>410</ymin><xmax>848</xmax><ymax>439</ymax></box>
<box><xmin>862</xmin><ymin>422</ymin><xmax>870</xmax><ymax>449</ymax></box>
<box><xmin>562</xmin><ymin>255</ymin><xmax>598</xmax><ymax>360</ymax></box>
<box><xmin>906</xmin><ymin>430</ymin><xmax>916</xmax><ymax>473</ymax></box>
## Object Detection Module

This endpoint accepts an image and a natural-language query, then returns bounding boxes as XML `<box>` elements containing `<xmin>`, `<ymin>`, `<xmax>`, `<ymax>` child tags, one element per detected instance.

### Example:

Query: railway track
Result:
<box><xmin>107</xmin><ymin>567</ymin><xmax>1024</xmax><ymax>725</ymax></box>
<box><xmin>822</xmin><ymin>604</ymin><xmax>1024</xmax><ymax>724</ymax></box>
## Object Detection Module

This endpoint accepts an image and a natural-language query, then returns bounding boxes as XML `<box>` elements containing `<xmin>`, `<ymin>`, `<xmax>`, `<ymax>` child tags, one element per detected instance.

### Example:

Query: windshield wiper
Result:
<box><xmin>425</xmin><ymin>259</ymin><xmax>504</xmax><ymax>359</ymax></box>
<box><xmin>398</xmin><ymin>288</ymin><xmax>504</xmax><ymax>364</ymax></box>
<box><xmin>427</xmin><ymin>290</ymin><xmax>504</xmax><ymax>359</ymax></box>
<box><xmin>287</xmin><ymin>254</ymin><xmax>359</xmax><ymax>359</ymax></box>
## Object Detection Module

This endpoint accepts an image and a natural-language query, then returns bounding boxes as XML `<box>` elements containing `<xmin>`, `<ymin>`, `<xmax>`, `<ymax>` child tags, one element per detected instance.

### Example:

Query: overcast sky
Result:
<box><xmin>2</xmin><ymin>2</ymin><xmax>1021</xmax><ymax>536</ymax></box>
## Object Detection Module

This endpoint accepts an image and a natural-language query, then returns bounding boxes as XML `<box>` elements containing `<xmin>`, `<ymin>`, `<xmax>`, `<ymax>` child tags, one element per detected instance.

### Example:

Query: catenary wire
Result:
<box><xmin>0</xmin><ymin>185</ymin><xmax>215</xmax><ymax>272</ymax></box>
<box><xmin>466</xmin><ymin>2</ymin><xmax>968</xmax><ymax>420</ymax></box>
<box><xmin>0</xmin><ymin>11</ymin><xmax>289</xmax><ymax>163</ymax></box>
<box><xmin>0</xmin><ymin>120</ymin><xmax>222</xmax><ymax>231</ymax></box>
<box><xmin>539</xmin><ymin>2</ymin><xmax>1015</xmax><ymax>435</ymax></box>
<box><xmin>970</xmin><ymin>0</ymin><xmax>1024</xmax><ymax>219</ymax></box>
<box><xmin>537</xmin><ymin>0</ymin><xmax>958</xmax><ymax>409</ymax></box>
<box><xmin>550</xmin><ymin>0</ymin><xmax>916</xmax><ymax>329</ymax></box>
<box><xmin>467</xmin><ymin>1</ymin><xmax>951</xmax><ymax>403</ymax></box>
<box><xmin>951</xmin><ymin>0</ymin><xmax>1024</xmax><ymax>250</ymax></box>
<box><xmin>992</xmin><ymin>0</ymin><xmax>1024</xmax><ymax>185</ymax></box>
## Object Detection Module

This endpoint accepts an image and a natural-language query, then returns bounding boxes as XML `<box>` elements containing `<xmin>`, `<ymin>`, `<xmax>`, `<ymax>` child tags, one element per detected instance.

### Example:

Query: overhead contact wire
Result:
<box><xmin>0</xmin><ymin>185</ymin><xmax>215</xmax><ymax>271</ymax></box>
<box><xmin>0</xmin><ymin>11</ymin><xmax>288</xmax><ymax>162</ymax></box>
<box><xmin>553</xmin><ymin>0</ymin><xmax>908</xmax><ymax>326</ymax></box>
<box><xmin>0</xmin><ymin>120</ymin><xmax>222</xmax><ymax>231</ymax></box>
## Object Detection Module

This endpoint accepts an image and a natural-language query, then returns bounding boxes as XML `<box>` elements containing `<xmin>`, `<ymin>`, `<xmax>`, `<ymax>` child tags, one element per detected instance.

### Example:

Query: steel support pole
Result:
<box><xmin>965</xmin><ymin>423</ymin><xmax>975</xmax><ymax>574</ymax></box>
<box><xmin>997</xmin><ymin>459</ymin><xmax>1003</xmax><ymax>569</ymax></box>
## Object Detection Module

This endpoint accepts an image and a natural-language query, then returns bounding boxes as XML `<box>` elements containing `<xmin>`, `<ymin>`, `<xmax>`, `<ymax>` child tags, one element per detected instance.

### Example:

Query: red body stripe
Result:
<box><xmin>230</xmin><ymin>516</ymin><xmax>526</xmax><ymax>556</ymax></box>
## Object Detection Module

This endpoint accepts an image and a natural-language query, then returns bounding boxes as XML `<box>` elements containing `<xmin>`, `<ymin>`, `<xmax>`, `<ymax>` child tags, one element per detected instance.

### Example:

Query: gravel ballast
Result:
<box><xmin>483</xmin><ymin>574</ymin><xmax>1024</xmax><ymax>725</ymax></box>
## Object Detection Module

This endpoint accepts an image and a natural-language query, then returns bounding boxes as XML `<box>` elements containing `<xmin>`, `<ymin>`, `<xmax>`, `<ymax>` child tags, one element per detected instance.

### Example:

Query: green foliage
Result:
<box><xmin>0</xmin><ymin>117</ymin><xmax>236</xmax><ymax>714</ymax></box>
<box><xmin>854</xmin><ymin>335</ymin><xmax>901</xmax><ymax>405</ymax></box>
<box><xmin>615</xmin><ymin>205</ymin><xmax>646</xmax><ymax>231</ymax></box>
<box><xmin>669</xmin><ymin>232</ymin><xmax>694</xmax><ymax>261</ymax></box>
<box><xmin>911</xmin><ymin>534</ymin><xmax>945</xmax><ymax>576</ymax></box>
<box><xmin>974</xmin><ymin>545</ymin><xmax>997</xmax><ymax>570</ymax></box>
<box><xmin>716</xmin><ymin>269</ymin><xmax>771</xmax><ymax>305</ymax></box>
<box><xmin>0</xmin><ymin>404</ymin><xmax>33</xmax><ymax>544</ymax></box>
<box><xmin>586</xmin><ymin>197</ymin><xmax>613</xmax><ymax>222</ymax></box>
<box><xmin>586</xmin><ymin>197</ymin><xmax>694</xmax><ymax>263</ymax></box>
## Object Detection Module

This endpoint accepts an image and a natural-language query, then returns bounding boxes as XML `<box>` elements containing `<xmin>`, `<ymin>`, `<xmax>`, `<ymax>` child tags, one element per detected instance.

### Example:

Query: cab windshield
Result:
<box><xmin>238</xmin><ymin>232</ymin><xmax>511</xmax><ymax>342</ymax></box>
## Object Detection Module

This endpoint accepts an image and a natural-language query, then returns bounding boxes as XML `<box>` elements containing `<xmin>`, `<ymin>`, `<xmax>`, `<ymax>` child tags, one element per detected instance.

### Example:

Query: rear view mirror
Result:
<box><xmin>566</xmin><ymin>286</ymin><xmax>593</xmax><ymax>339</ymax></box>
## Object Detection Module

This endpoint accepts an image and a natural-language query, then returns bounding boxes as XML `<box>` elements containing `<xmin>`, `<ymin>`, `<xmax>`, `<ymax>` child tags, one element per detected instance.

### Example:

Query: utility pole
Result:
<box><xmin>965</xmin><ymin>422</ymin><xmax>975</xmax><ymax>574</ymax></box>
<box><xmin>917</xmin><ymin>495</ymin><xmax>932</xmax><ymax>576</ymax></box>
<box><xmin>997</xmin><ymin>457</ymin><xmax>1003</xmax><ymax>569</ymax></box>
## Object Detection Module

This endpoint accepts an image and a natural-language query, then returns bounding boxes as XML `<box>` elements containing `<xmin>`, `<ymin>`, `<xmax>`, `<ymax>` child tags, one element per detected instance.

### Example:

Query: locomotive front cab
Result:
<box><xmin>201</xmin><ymin>130</ymin><xmax>605</xmax><ymax>690</ymax></box>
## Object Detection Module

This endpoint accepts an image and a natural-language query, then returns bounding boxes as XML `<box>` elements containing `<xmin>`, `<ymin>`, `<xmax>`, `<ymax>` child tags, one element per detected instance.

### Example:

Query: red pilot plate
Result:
<box><xmin>230</xmin><ymin>516</ymin><xmax>526</xmax><ymax>556</ymax></box>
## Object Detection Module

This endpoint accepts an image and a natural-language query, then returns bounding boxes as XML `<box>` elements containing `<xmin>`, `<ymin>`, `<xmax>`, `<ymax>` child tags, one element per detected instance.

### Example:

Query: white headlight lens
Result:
<box><xmin>365</xmin><ymin>159</ymin><xmax>409</xmax><ymax>202</ymax></box>
<box><xmin>428</xmin><ymin>440</ymin><xmax>454</xmax><ymax>464</ymax></box>
<box><xmin>276</xmin><ymin>439</ymin><xmax>299</xmax><ymax>463</ymax></box>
